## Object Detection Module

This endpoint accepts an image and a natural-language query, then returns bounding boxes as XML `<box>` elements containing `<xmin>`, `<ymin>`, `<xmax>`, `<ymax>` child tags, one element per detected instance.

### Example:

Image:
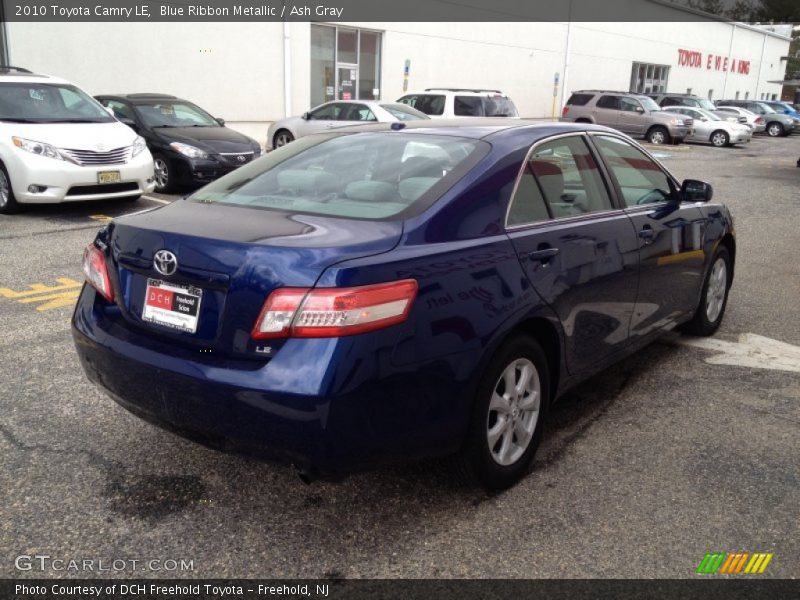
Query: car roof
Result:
<box><xmin>317</xmin><ymin>118</ymin><xmax>615</xmax><ymax>140</ymax></box>
<box><xmin>403</xmin><ymin>89</ymin><xmax>509</xmax><ymax>97</ymax></box>
<box><xmin>96</xmin><ymin>93</ymin><xmax>186</xmax><ymax>104</ymax></box>
<box><xmin>0</xmin><ymin>67</ymin><xmax>72</xmax><ymax>85</ymax></box>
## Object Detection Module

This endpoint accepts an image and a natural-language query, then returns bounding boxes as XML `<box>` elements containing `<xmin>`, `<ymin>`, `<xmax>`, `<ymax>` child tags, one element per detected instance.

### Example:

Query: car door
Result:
<box><xmin>295</xmin><ymin>103</ymin><xmax>344</xmax><ymax>137</ymax></box>
<box><xmin>589</xmin><ymin>133</ymin><xmax>706</xmax><ymax>342</ymax></box>
<box><xmin>505</xmin><ymin>133</ymin><xmax>640</xmax><ymax>375</ymax></box>
<box><xmin>680</xmin><ymin>107</ymin><xmax>706</xmax><ymax>140</ymax></box>
<box><xmin>592</xmin><ymin>95</ymin><xmax>623</xmax><ymax>130</ymax></box>
<box><xmin>618</xmin><ymin>97</ymin><xmax>647</xmax><ymax>135</ymax></box>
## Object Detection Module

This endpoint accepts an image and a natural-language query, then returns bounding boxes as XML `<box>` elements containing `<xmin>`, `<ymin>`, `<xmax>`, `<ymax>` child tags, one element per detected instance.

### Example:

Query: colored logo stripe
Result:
<box><xmin>697</xmin><ymin>552</ymin><xmax>773</xmax><ymax>574</ymax></box>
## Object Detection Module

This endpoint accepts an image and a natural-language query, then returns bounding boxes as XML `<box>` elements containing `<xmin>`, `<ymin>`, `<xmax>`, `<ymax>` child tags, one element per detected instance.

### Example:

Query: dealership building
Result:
<box><xmin>0</xmin><ymin>5</ymin><xmax>792</xmax><ymax>141</ymax></box>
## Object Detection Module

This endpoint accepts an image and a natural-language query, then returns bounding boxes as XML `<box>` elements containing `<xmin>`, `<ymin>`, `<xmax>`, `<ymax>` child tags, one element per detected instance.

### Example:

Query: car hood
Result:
<box><xmin>154</xmin><ymin>126</ymin><xmax>258</xmax><ymax>153</ymax></box>
<box><xmin>0</xmin><ymin>121</ymin><xmax>137</xmax><ymax>149</ymax></box>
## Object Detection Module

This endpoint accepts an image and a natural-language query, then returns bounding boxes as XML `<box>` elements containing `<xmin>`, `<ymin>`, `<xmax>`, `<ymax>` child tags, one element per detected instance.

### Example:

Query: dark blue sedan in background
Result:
<box><xmin>73</xmin><ymin>120</ymin><xmax>735</xmax><ymax>489</ymax></box>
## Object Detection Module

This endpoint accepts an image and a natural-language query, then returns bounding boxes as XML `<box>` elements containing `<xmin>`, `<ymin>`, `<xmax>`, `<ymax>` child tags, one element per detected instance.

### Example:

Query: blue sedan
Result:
<box><xmin>73</xmin><ymin>120</ymin><xmax>735</xmax><ymax>489</ymax></box>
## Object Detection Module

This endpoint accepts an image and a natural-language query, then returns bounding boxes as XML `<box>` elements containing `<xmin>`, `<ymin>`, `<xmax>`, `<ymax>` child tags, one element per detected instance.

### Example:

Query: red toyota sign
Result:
<box><xmin>677</xmin><ymin>49</ymin><xmax>750</xmax><ymax>74</ymax></box>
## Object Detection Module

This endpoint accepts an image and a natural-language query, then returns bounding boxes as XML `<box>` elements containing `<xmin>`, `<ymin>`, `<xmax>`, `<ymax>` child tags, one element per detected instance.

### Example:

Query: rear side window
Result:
<box><xmin>454</xmin><ymin>96</ymin><xmax>483</xmax><ymax>116</ymax></box>
<box><xmin>397</xmin><ymin>94</ymin><xmax>445</xmax><ymax>116</ymax></box>
<box><xmin>596</xmin><ymin>95</ymin><xmax>621</xmax><ymax>110</ymax></box>
<box><xmin>339</xmin><ymin>104</ymin><xmax>377</xmax><ymax>122</ymax></box>
<box><xmin>190</xmin><ymin>133</ymin><xmax>486</xmax><ymax>220</ymax></box>
<box><xmin>567</xmin><ymin>93</ymin><xmax>594</xmax><ymax>106</ymax></box>
<box><xmin>507</xmin><ymin>135</ymin><xmax>613</xmax><ymax>225</ymax></box>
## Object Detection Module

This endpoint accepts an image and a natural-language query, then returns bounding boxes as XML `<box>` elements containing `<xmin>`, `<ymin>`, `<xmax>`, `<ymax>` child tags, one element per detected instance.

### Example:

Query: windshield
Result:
<box><xmin>189</xmin><ymin>132</ymin><xmax>486</xmax><ymax>219</ymax></box>
<box><xmin>0</xmin><ymin>83</ymin><xmax>114</xmax><ymax>123</ymax></box>
<box><xmin>696</xmin><ymin>109</ymin><xmax>722</xmax><ymax>121</ymax></box>
<box><xmin>639</xmin><ymin>96</ymin><xmax>661</xmax><ymax>112</ymax></box>
<box><xmin>697</xmin><ymin>98</ymin><xmax>716</xmax><ymax>111</ymax></box>
<box><xmin>135</xmin><ymin>101</ymin><xmax>219</xmax><ymax>127</ymax></box>
<box><xmin>379</xmin><ymin>103</ymin><xmax>430</xmax><ymax>121</ymax></box>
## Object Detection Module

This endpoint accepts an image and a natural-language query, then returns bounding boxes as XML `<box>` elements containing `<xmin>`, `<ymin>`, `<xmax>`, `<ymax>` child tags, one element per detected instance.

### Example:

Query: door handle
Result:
<box><xmin>529</xmin><ymin>247</ymin><xmax>560</xmax><ymax>263</ymax></box>
<box><xmin>639</xmin><ymin>226</ymin><xmax>655</xmax><ymax>244</ymax></box>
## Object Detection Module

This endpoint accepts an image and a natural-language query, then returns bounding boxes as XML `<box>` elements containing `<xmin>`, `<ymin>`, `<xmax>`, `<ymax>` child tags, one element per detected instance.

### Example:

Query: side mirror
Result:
<box><xmin>700</xmin><ymin>117</ymin><xmax>708</xmax><ymax>122</ymax></box>
<box><xmin>104</xmin><ymin>106</ymin><xmax>114</xmax><ymax>116</ymax></box>
<box><xmin>215</xmin><ymin>117</ymin><xmax>225</xmax><ymax>126</ymax></box>
<box><xmin>681</xmin><ymin>179</ymin><xmax>713</xmax><ymax>203</ymax></box>
<box><xmin>119</xmin><ymin>117</ymin><xmax>138</xmax><ymax>131</ymax></box>
<box><xmin>635</xmin><ymin>106</ymin><xmax>645</xmax><ymax>113</ymax></box>
<box><xmin>301</xmin><ymin>112</ymin><xmax>310</xmax><ymax>120</ymax></box>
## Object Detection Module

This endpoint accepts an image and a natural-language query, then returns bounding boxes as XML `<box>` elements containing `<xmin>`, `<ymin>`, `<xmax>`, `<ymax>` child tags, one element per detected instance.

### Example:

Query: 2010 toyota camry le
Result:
<box><xmin>72</xmin><ymin>120</ymin><xmax>735</xmax><ymax>490</ymax></box>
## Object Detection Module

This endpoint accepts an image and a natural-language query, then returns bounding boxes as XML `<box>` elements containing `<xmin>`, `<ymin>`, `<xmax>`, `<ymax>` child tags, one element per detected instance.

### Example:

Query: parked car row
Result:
<box><xmin>559</xmin><ymin>89</ymin><xmax>798</xmax><ymax>147</ymax></box>
<box><xmin>266</xmin><ymin>88</ymin><xmax>519</xmax><ymax>151</ymax></box>
<box><xmin>0</xmin><ymin>66</ymin><xmax>265</xmax><ymax>213</ymax></box>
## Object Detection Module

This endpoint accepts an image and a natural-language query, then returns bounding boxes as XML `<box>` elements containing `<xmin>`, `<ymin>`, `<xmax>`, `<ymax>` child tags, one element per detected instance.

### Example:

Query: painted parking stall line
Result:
<box><xmin>0</xmin><ymin>277</ymin><xmax>82</xmax><ymax>311</ymax></box>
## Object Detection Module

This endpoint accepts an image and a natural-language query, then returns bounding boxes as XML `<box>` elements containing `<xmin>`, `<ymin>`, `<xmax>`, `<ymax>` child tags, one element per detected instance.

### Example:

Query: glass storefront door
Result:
<box><xmin>337</xmin><ymin>65</ymin><xmax>358</xmax><ymax>100</ymax></box>
<box><xmin>310</xmin><ymin>25</ymin><xmax>382</xmax><ymax>107</ymax></box>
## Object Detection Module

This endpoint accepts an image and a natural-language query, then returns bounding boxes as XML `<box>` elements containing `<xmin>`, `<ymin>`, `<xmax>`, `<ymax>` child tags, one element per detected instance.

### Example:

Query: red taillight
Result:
<box><xmin>756</xmin><ymin>117</ymin><xmax>764</xmax><ymax>124</ymax></box>
<box><xmin>251</xmin><ymin>280</ymin><xmax>418</xmax><ymax>339</ymax></box>
<box><xmin>562</xmin><ymin>106</ymin><xmax>570</xmax><ymax>117</ymax></box>
<box><xmin>82</xmin><ymin>244</ymin><xmax>113</xmax><ymax>302</ymax></box>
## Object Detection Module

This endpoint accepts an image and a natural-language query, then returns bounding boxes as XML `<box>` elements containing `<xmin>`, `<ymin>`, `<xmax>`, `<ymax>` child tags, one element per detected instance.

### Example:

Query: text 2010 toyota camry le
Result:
<box><xmin>72</xmin><ymin>120</ymin><xmax>735</xmax><ymax>489</ymax></box>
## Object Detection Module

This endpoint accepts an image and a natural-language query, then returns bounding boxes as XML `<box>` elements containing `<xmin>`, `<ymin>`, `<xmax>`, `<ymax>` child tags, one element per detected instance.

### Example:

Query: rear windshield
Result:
<box><xmin>379</xmin><ymin>103</ymin><xmax>430</xmax><ymax>121</ymax></box>
<box><xmin>454</xmin><ymin>95</ymin><xmax>518</xmax><ymax>117</ymax></box>
<box><xmin>0</xmin><ymin>83</ymin><xmax>114</xmax><ymax>123</ymax></box>
<box><xmin>397</xmin><ymin>94</ymin><xmax>445</xmax><ymax>116</ymax></box>
<box><xmin>189</xmin><ymin>132</ymin><xmax>487</xmax><ymax>220</ymax></box>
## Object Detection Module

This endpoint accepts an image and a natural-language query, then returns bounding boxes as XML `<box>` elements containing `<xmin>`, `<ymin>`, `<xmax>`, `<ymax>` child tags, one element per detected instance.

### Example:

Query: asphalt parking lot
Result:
<box><xmin>1</xmin><ymin>134</ymin><xmax>798</xmax><ymax>579</ymax></box>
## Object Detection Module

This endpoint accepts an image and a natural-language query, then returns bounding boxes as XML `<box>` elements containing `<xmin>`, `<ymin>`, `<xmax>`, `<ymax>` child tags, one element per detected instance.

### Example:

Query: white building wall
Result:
<box><xmin>6</xmin><ymin>19</ymin><xmax>790</xmax><ymax>142</ymax></box>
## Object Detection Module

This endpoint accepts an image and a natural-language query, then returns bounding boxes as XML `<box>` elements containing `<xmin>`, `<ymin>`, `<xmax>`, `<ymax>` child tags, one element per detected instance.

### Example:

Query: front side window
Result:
<box><xmin>104</xmin><ymin>99</ymin><xmax>135</xmax><ymax>121</ymax></box>
<box><xmin>620</xmin><ymin>98</ymin><xmax>642</xmax><ymax>112</ymax></box>
<box><xmin>593</xmin><ymin>135</ymin><xmax>674</xmax><ymax>207</ymax></box>
<box><xmin>507</xmin><ymin>135</ymin><xmax>613</xmax><ymax>225</ymax></box>
<box><xmin>308</xmin><ymin>103</ymin><xmax>342</xmax><ymax>120</ymax></box>
<box><xmin>135</xmin><ymin>101</ymin><xmax>218</xmax><ymax>127</ymax></box>
<box><xmin>190</xmin><ymin>133</ymin><xmax>486</xmax><ymax>220</ymax></box>
<box><xmin>0</xmin><ymin>83</ymin><xmax>114</xmax><ymax>123</ymax></box>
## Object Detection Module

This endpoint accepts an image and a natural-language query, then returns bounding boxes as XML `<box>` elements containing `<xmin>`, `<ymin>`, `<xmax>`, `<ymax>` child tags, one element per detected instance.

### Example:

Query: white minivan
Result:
<box><xmin>0</xmin><ymin>67</ymin><xmax>155</xmax><ymax>214</ymax></box>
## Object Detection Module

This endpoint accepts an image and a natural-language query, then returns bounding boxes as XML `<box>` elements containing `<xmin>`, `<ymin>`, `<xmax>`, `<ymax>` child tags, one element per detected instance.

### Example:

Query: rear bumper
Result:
<box><xmin>71</xmin><ymin>288</ymin><xmax>472</xmax><ymax>476</ymax></box>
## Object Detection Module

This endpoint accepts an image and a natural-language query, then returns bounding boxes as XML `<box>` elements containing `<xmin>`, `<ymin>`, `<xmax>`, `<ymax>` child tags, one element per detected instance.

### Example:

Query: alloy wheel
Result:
<box><xmin>649</xmin><ymin>130</ymin><xmax>666</xmax><ymax>144</ymax></box>
<box><xmin>153</xmin><ymin>158</ymin><xmax>169</xmax><ymax>189</ymax></box>
<box><xmin>767</xmin><ymin>123</ymin><xmax>781</xmax><ymax>137</ymax></box>
<box><xmin>274</xmin><ymin>132</ymin><xmax>293</xmax><ymax>147</ymax></box>
<box><xmin>711</xmin><ymin>132</ymin><xmax>728</xmax><ymax>147</ymax></box>
<box><xmin>705</xmin><ymin>257</ymin><xmax>727</xmax><ymax>323</ymax></box>
<box><xmin>0</xmin><ymin>170</ymin><xmax>8</xmax><ymax>209</ymax></box>
<box><xmin>486</xmin><ymin>358</ymin><xmax>541</xmax><ymax>466</ymax></box>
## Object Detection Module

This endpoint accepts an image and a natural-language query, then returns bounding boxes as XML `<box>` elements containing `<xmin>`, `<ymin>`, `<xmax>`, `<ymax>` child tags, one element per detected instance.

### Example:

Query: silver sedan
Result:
<box><xmin>713</xmin><ymin>106</ymin><xmax>767</xmax><ymax>133</ymax></box>
<box><xmin>664</xmin><ymin>107</ymin><xmax>752</xmax><ymax>147</ymax></box>
<box><xmin>267</xmin><ymin>101</ymin><xmax>429</xmax><ymax>150</ymax></box>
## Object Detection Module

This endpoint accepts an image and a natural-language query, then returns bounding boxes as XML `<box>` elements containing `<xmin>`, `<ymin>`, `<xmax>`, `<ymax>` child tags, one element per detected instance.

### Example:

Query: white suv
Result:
<box><xmin>0</xmin><ymin>67</ymin><xmax>155</xmax><ymax>214</ymax></box>
<box><xmin>397</xmin><ymin>88</ymin><xmax>519</xmax><ymax>118</ymax></box>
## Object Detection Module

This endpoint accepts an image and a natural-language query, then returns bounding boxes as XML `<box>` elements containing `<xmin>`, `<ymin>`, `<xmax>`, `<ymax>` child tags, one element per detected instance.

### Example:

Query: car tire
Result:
<box><xmin>646</xmin><ymin>126</ymin><xmax>670</xmax><ymax>145</ymax></box>
<box><xmin>273</xmin><ymin>130</ymin><xmax>294</xmax><ymax>148</ymax></box>
<box><xmin>766</xmin><ymin>122</ymin><xmax>784</xmax><ymax>137</ymax></box>
<box><xmin>0</xmin><ymin>163</ymin><xmax>21</xmax><ymax>214</ymax></box>
<box><xmin>710</xmin><ymin>130</ymin><xmax>730</xmax><ymax>148</ymax></box>
<box><xmin>121</xmin><ymin>195</ymin><xmax>142</xmax><ymax>203</ymax></box>
<box><xmin>681</xmin><ymin>246</ymin><xmax>732</xmax><ymax>337</ymax></box>
<box><xmin>457</xmin><ymin>334</ymin><xmax>550</xmax><ymax>490</ymax></box>
<box><xmin>575</xmin><ymin>118</ymin><xmax>592</xmax><ymax>124</ymax></box>
<box><xmin>152</xmin><ymin>154</ymin><xmax>174</xmax><ymax>193</ymax></box>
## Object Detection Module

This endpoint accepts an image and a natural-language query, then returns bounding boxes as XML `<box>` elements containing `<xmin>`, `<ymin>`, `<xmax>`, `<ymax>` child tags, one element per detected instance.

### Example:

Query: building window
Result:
<box><xmin>630</xmin><ymin>62</ymin><xmax>669</xmax><ymax>94</ymax></box>
<box><xmin>735</xmin><ymin>91</ymin><xmax>740</xmax><ymax>99</ymax></box>
<box><xmin>708</xmin><ymin>89</ymin><xmax>714</xmax><ymax>99</ymax></box>
<box><xmin>310</xmin><ymin>24</ymin><xmax>382</xmax><ymax>107</ymax></box>
<box><xmin>686</xmin><ymin>88</ymin><xmax>692</xmax><ymax>94</ymax></box>
<box><xmin>745</xmin><ymin>91</ymin><xmax>749</xmax><ymax>99</ymax></box>
<box><xmin>771</xmin><ymin>94</ymin><xmax>777</xmax><ymax>100</ymax></box>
